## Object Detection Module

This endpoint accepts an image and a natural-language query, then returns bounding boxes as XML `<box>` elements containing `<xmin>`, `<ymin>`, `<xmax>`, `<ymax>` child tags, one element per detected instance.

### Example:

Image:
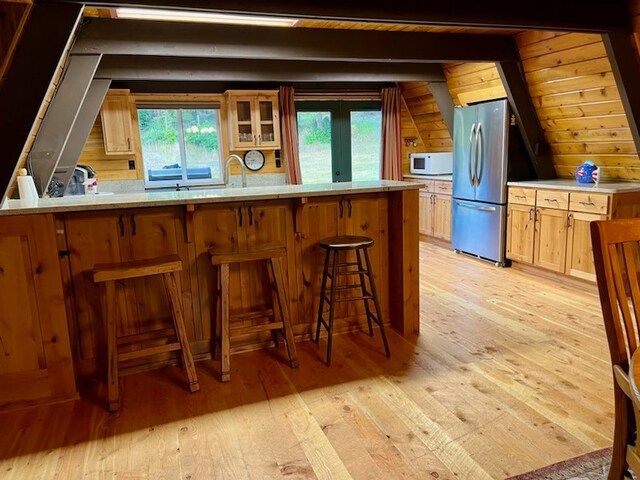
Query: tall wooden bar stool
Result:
<box><xmin>314</xmin><ymin>235</ymin><xmax>390</xmax><ymax>366</ymax></box>
<box><xmin>92</xmin><ymin>255</ymin><xmax>199</xmax><ymax>413</ymax></box>
<box><xmin>209</xmin><ymin>246</ymin><xmax>299</xmax><ymax>382</ymax></box>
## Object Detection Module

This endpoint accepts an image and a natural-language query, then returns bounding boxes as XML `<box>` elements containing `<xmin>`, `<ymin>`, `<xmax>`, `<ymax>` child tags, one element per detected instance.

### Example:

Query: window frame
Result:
<box><xmin>295</xmin><ymin>100</ymin><xmax>382</xmax><ymax>183</ymax></box>
<box><xmin>136</xmin><ymin>103</ymin><xmax>224</xmax><ymax>189</ymax></box>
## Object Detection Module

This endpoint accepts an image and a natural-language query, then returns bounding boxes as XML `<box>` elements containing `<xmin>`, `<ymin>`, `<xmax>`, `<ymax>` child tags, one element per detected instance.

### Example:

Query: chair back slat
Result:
<box><xmin>592</xmin><ymin>219</ymin><xmax>640</xmax><ymax>373</ymax></box>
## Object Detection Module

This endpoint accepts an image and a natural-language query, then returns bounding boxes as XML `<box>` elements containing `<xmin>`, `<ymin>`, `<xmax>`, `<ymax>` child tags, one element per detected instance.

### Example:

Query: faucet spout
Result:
<box><xmin>224</xmin><ymin>154</ymin><xmax>247</xmax><ymax>188</ymax></box>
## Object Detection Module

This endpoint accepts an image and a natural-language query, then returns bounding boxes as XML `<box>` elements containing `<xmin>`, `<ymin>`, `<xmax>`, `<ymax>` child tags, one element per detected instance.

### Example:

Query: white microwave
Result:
<box><xmin>410</xmin><ymin>152</ymin><xmax>453</xmax><ymax>175</ymax></box>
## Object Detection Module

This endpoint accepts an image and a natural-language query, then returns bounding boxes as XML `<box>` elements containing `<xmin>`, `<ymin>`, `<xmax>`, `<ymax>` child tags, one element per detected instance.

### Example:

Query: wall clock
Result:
<box><xmin>243</xmin><ymin>150</ymin><xmax>265</xmax><ymax>171</ymax></box>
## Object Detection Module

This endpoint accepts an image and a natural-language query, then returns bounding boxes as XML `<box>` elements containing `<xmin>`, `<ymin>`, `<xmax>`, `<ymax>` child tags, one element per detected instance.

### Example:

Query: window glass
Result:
<box><xmin>296</xmin><ymin>101</ymin><xmax>382</xmax><ymax>184</ymax></box>
<box><xmin>297</xmin><ymin>111</ymin><xmax>333</xmax><ymax>184</ymax></box>
<box><xmin>138</xmin><ymin>107</ymin><xmax>223</xmax><ymax>187</ymax></box>
<box><xmin>350</xmin><ymin>110</ymin><xmax>382</xmax><ymax>182</ymax></box>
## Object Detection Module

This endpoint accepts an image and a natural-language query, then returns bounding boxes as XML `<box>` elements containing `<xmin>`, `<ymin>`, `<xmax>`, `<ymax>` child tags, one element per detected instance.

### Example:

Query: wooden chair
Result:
<box><xmin>93</xmin><ymin>255</ymin><xmax>199</xmax><ymax>412</ymax></box>
<box><xmin>591</xmin><ymin>218</ymin><xmax>640</xmax><ymax>479</ymax></box>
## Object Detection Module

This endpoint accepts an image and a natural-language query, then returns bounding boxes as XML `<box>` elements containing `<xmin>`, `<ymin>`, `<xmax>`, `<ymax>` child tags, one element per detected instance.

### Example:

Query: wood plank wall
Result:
<box><xmin>516</xmin><ymin>31</ymin><xmax>640</xmax><ymax>180</ymax></box>
<box><xmin>443</xmin><ymin>62</ymin><xmax>507</xmax><ymax>107</ymax></box>
<box><xmin>632</xmin><ymin>0</ymin><xmax>640</xmax><ymax>56</ymax></box>
<box><xmin>79</xmin><ymin>92</ymin><xmax>282</xmax><ymax>182</ymax></box>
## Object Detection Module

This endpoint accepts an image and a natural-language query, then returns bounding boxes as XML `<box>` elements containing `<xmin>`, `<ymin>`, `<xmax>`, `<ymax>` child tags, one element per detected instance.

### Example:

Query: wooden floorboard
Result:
<box><xmin>0</xmin><ymin>241</ymin><xmax>614</xmax><ymax>479</ymax></box>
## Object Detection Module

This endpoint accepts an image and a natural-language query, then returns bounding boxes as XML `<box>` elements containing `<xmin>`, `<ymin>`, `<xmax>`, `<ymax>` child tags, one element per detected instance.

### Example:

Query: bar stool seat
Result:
<box><xmin>209</xmin><ymin>246</ymin><xmax>299</xmax><ymax>382</ymax></box>
<box><xmin>92</xmin><ymin>255</ymin><xmax>199</xmax><ymax>412</ymax></box>
<box><xmin>315</xmin><ymin>235</ymin><xmax>391</xmax><ymax>366</ymax></box>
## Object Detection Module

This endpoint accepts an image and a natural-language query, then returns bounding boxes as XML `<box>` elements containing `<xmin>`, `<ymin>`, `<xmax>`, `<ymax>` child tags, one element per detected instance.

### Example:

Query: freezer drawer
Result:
<box><xmin>452</xmin><ymin>199</ymin><xmax>507</xmax><ymax>264</ymax></box>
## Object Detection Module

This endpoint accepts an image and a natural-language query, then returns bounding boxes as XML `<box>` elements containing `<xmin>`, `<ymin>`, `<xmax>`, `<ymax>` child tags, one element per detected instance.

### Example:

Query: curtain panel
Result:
<box><xmin>380</xmin><ymin>86</ymin><xmax>403</xmax><ymax>181</ymax></box>
<box><xmin>278</xmin><ymin>86</ymin><xmax>302</xmax><ymax>185</ymax></box>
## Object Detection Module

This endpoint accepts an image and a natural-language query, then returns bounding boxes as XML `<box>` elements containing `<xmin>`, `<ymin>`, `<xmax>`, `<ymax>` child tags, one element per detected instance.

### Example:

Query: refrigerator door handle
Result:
<box><xmin>468</xmin><ymin>123</ymin><xmax>477</xmax><ymax>186</ymax></box>
<box><xmin>456</xmin><ymin>201</ymin><xmax>496</xmax><ymax>213</ymax></box>
<box><xmin>475</xmin><ymin>122</ymin><xmax>483</xmax><ymax>186</ymax></box>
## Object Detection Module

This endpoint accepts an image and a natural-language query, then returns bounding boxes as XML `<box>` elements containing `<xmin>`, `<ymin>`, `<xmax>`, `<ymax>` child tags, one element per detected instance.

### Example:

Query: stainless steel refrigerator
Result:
<box><xmin>452</xmin><ymin>99</ymin><xmax>533</xmax><ymax>266</ymax></box>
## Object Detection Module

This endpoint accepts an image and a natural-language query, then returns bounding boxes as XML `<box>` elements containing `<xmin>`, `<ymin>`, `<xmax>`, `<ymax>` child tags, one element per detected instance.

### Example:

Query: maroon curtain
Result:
<box><xmin>278</xmin><ymin>86</ymin><xmax>302</xmax><ymax>185</ymax></box>
<box><xmin>381</xmin><ymin>87</ymin><xmax>403</xmax><ymax>181</ymax></box>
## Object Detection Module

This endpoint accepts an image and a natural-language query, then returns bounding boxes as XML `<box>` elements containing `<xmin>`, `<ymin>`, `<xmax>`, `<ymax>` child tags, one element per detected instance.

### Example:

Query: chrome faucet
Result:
<box><xmin>224</xmin><ymin>154</ymin><xmax>247</xmax><ymax>188</ymax></box>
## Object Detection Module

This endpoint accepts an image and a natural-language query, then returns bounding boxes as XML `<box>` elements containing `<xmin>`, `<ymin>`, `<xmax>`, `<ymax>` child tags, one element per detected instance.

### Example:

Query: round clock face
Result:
<box><xmin>244</xmin><ymin>150</ymin><xmax>265</xmax><ymax>171</ymax></box>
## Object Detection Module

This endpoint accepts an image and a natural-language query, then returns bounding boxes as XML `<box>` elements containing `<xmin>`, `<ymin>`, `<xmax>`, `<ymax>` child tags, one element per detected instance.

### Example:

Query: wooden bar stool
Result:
<box><xmin>92</xmin><ymin>255</ymin><xmax>199</xmax><ymax>412</ymax></box>
<box><xmin>314</xmin><ymin>235</ymin><xmax>391</xmax><ymax>366</ymax></box>
<box><xmin>209</xmin><ymin>246</ymin><xmax>298</xmax><ymax>382</ymax></box>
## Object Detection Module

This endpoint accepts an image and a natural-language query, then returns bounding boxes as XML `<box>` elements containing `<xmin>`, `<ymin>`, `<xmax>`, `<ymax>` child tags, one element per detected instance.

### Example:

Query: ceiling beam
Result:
<box><xmin>496</xmin><ymin>62</ymin><xmax>556</xmax><ymax>179</ymax></box>
<box><xmin>602</xmin><ymin>32</ymin><xmax>640</xmax><ymax>157</ymax></box>
<box><xmin>96</xmin><ymin>56</ymin><xmax>446</xmax><ymax>82</ymax></box>
<box><xmin>43</xmin><ymin>0</ymin><xmax>631</xmax><ymax>33</ymax></box>
<box><xmin>73</xmin><ymin>18</ymin><xmax>519</xmax><ymax>63</ymax></box>
<box><xmin>427</xmin><ymin>82</ymin><xmax>455</xmax><ymax>137</ymax></box>
<box><xmin>0</xmin><ymin>2</ymin><xmax>83</xmax><ymax>202</ymax></box>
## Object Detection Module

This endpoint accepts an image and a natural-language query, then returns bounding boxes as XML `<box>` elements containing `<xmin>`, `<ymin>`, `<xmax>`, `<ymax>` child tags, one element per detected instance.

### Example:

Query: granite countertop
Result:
<box><xmin>403</xmin><ymin>174</ymin><xmax>452</xmax><ymax>182</ymax></box>
<box><xmin>0</xmin><ymin>180</ymin><xmax>421</xmax><ymax>217</ymax></box>
<box><xmin>507</xmin><ymin>178</ymin><xmax>640</xmax><ymax>193</ymax></box>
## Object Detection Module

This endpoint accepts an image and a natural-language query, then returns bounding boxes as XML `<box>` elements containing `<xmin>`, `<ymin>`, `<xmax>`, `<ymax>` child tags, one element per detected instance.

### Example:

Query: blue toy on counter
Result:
<box><xmin>575</xmin><ymin>160</ymin><xmax>598</xmax><ymax>184</ymax></box>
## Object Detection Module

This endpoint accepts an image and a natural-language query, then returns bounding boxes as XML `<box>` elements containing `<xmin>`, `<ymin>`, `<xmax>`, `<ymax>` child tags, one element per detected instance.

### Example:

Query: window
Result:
<box><xmin>296</xmin><ymin>101</ymin><xmax>382</xmax><ymax>184</ymax></box>
<box><xmin>137</xmin><ymin>105</ymin><xmax>223</xmax><ymax>187</ymax></box>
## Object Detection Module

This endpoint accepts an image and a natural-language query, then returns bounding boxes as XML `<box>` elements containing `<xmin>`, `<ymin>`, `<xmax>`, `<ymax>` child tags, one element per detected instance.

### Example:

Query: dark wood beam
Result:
<box><xmin>54</xmin><ymin>78</ymin><xmax>111</xmax><ymax>193</ymax></box>
<box><xmin>74</xmin><ymin>18</ymin><xmax>518</xmax><ymax>63</ymax></box>
<box><xmin>43</xmin><ymin>0</ymin><xmax>631</xmax><ymax>33</ymax></box>
<box><xmin>428</xmin><ymin>82</ymin><xmax>455</xmax><ymax>137</ymax></box>
<box><xmin>602</xmin><ymin>32</ymin><xmax>640</xmax><ymax>156</ymax></box>
<box><xmin>30</xmin><ymin>54</ymin><xmax>103</xmax><ymax>194</ymax></box>
<box><xmin>96</xmin><ymin>56</ymin><xmax>446</xmax><ymax>82</ymax></box>
<box><xmin>496</xmin><ymin>61</ymin><xmax>556</xmax><ymax>180</ymax></box>
<box><xmin>0</xmin><ymin>2</ymin><xmax>83</xmax><ymax>201</ymax></box>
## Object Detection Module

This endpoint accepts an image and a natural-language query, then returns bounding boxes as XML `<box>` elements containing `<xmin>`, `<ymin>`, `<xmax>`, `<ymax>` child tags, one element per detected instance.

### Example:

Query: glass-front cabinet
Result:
<box><xmin>226</xmin><ymin>91</ymin><xmax>280</xmax><ymax>150</ymax></box>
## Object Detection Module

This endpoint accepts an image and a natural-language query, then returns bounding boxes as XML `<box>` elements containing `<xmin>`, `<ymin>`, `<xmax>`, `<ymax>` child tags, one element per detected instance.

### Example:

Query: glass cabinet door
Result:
<box><xmin>256</xmin><ymin>96</ymin><xmax>279</xmax><ymax>148</ymax></box>
<box><xmin>232</xmin><ymin>97</ymin><xmax>255</xmax><ymax>147</ymax></box>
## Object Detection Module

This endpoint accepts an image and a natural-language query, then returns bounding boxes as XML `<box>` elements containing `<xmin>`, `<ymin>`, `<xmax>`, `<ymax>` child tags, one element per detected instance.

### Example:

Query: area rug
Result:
<box><xmin>506</xmin><ymin>447</ymin><xmax>613</xmax><ymax>480</ymax></box>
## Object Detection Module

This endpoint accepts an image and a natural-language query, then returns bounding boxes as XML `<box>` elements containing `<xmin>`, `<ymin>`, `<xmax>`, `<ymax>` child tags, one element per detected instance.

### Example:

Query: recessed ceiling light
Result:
<box><xmin>114</xmin><ymin>7</ymin><xmax>298</xmax><ymax>27</ymax></box>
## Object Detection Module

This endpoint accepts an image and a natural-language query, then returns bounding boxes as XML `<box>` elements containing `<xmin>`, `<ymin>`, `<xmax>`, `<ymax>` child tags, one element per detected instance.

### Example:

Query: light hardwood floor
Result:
<box><xmin>0</xmin><ymin>241</ymin><xmax>614</xmax><ymax>479</ymax></box>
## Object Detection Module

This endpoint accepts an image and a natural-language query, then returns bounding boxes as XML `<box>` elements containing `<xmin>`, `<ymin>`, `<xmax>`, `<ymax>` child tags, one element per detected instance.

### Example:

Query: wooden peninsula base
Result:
<box><xmin>0</xmin><ymin>181</ymin><xmax>420</xmax><ymax>410</ymax></box>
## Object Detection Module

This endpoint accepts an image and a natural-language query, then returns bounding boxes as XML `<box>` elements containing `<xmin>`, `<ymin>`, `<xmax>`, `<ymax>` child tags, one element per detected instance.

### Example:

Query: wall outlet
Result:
<box><xmin>275</xmin><ymin>149</ymin><xmax>281</xmax><ymax>168</ymax></box>
<box><xmin>128</xmin><ymin>160</ymin><xmax>136</xmax><ymax>170</ymax></box>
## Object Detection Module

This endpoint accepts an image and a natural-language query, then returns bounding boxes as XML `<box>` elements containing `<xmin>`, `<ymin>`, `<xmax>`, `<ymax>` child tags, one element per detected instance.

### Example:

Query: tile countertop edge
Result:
<box><xmin>507</xmin><ymin>179</ymin><xmax>640</xmax><ymax>193</ymax></box>
<box><xmin>0</xmin><ymin>181</ymin><xmax>422</xmax><ymax>217</ymax></box>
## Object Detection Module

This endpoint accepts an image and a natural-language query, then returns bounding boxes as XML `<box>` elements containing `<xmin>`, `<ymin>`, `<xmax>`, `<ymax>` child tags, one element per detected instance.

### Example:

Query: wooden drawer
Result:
<box><xmin>569</xmin><ymin>192</ymin><xmax>610</xmax><ymax>215</ymax></box>
<box><xmin>404</xmin><ymin>178</ymin><xmax>434</xmax><ymax>192</ymax></box>
<box><xmin>434</xmin><ymin>181</ymin><xmax>452</xmax><ymax>195</ymax></box>
<box><xmin>508</xmin><ymin>187</ymin><xmax>536</xmax><ymax>206</ymax></box>
<box><xmin>536</xmin><ymin>190</ymin><xmax>569</xmax><ymax>210</ymax></box>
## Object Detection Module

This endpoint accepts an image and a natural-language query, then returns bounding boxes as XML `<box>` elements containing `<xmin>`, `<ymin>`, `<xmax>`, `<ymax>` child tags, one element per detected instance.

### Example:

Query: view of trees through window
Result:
<box><xmin>297</xmin><ymin>101</ymin><xmax>382</xmax><ymax>184</ymax></box>
<box><xmin>137</xmin><ymin>107</ymin><xmax>223</xmax><ymax>186</ymax></box>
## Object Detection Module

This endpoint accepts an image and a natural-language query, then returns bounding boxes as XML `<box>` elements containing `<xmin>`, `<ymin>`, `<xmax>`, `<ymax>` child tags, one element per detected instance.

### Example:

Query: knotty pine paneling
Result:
<box><xmin>516</xmin><ymin>31</ymin><xmax>640</xmax><ymax>180</ymax></box>
<box><xmin>443</xmin><ymin>62</ymin><xmax>507</xmax><ymax>107</ymax></box>
<box><xmin>632</xmin><ymin>0</ymin><xmax>640</xmax><ymax>59</ymax></box>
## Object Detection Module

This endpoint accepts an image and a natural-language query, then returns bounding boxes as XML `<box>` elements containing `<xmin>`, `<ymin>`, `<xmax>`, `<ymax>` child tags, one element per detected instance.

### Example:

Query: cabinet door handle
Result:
<box><xmin>529</xmin><ymin>208</ymin><xmax>534</xmax><ymax>221</ymax></box>
<box><xmin>238</xmin><ymin>207</ymin><xmax>243</xmax><ymax>227</ymax></box>
<box><xmin>254</xmin><ymin>134</ymin><xmax>257</xmax><ymax>144</ymax></box>
<box><xmin>258</xmin><ymin>134</ymin><xmax>262</xmax><ymax>145</ymax></box>
<box><xmin>118</xmin><ymin>215</ymin><xmax>125</xmax><ymax>236</ymax></box>
<box><xmin>339</xmin><ymin>200</ymin><xmax>344</xmax><ymax>218</ymax></box>
<box><xmin>248</xmin><ymin>206</ymin><xmax>253</xmax><ymax>226</ymax></box>
<box><xmin>348</xmin><ymin>199</ymin><xmax>353</xmax><ymax>218</ymax></box>
<box><xmin>127</xmin><ymin>137</ymin><xmax>131</xmax><ymax>151</ymax></box>
<box><xmin>130</xmin><ymin>215</ymin><xmax>136</xmax><ymax>236</ymax></box>
<box><xmin>567</xmin><ymin>213</ymin><xmax>573</xmax><ymax>227</ymax></box>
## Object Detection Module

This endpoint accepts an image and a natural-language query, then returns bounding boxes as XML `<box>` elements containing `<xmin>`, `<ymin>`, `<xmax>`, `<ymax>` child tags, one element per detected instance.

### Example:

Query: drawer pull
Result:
<box><xmin>580</xmin><ymin>201</ymin><xmax>596</xmax><ymax>206</ymax></box>
<box><xmin>514</xmin><ymin>195</ymin><xmax>526</xmax><ymax>199</ymax></box>
<box><xmin>543</xmin><ymin>198</ymin><xmax>559</xmax><ymax>203</ymax></box>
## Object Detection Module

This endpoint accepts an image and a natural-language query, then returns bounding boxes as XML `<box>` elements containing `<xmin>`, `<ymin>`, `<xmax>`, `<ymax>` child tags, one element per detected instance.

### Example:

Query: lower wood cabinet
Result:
<box><xmin>409</xmin><ymin>178</ymin><xmax>452</xmax><ymax>241</ymax></box>
<box><xmin>507</xmin><ymin>186</ymin><xmax>640</xmax><ymax>282</ymax></box>
<box><xmin>192</xmin><ymin>200</ymin><xmax>298</xmax><ymax>351</ymax></box>
<box><xmin>63</xmin><ymin>207</ymin><xmax>195</xmax><ymax>376</ymax></box>
<box><xmin>297</xmin><ymin>194</ymin><xmax>389</xmax><ymax>336</ymax></box>
<box><xmin>0</xmin><ymin>215</ymin><xmax>76</xmax><ymax>408</ymax></box>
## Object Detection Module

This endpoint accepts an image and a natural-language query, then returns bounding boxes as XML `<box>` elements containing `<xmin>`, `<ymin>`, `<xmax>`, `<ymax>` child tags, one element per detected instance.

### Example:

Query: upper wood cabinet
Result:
<box><xmin>0</xmin><ymin>214</ymin><xmax>76</xmax><ymax>410</ymax></box>
<box><xmin>100</xmin><ymin>90</ymin><xmax>135</xmax><ymax>155</ymax></box>
<box><xmin>226</xmin><ymin>91</ymin><xmax>280</xmax><ymax>151</ymax></box>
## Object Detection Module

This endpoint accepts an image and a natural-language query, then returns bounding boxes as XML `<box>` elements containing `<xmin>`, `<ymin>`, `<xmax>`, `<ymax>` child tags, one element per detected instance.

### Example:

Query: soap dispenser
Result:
<box><xmin>16</xmin><ymin>168</ymin><xmax>39</xmax><ymax>207</ymax></box>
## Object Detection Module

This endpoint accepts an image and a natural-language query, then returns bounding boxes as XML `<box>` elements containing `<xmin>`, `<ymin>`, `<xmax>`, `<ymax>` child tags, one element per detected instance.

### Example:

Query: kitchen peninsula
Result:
<box><xmin>0</xmin><ymin>180</ymin><xmax>420</xmax><ymax>411</ymax></box>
